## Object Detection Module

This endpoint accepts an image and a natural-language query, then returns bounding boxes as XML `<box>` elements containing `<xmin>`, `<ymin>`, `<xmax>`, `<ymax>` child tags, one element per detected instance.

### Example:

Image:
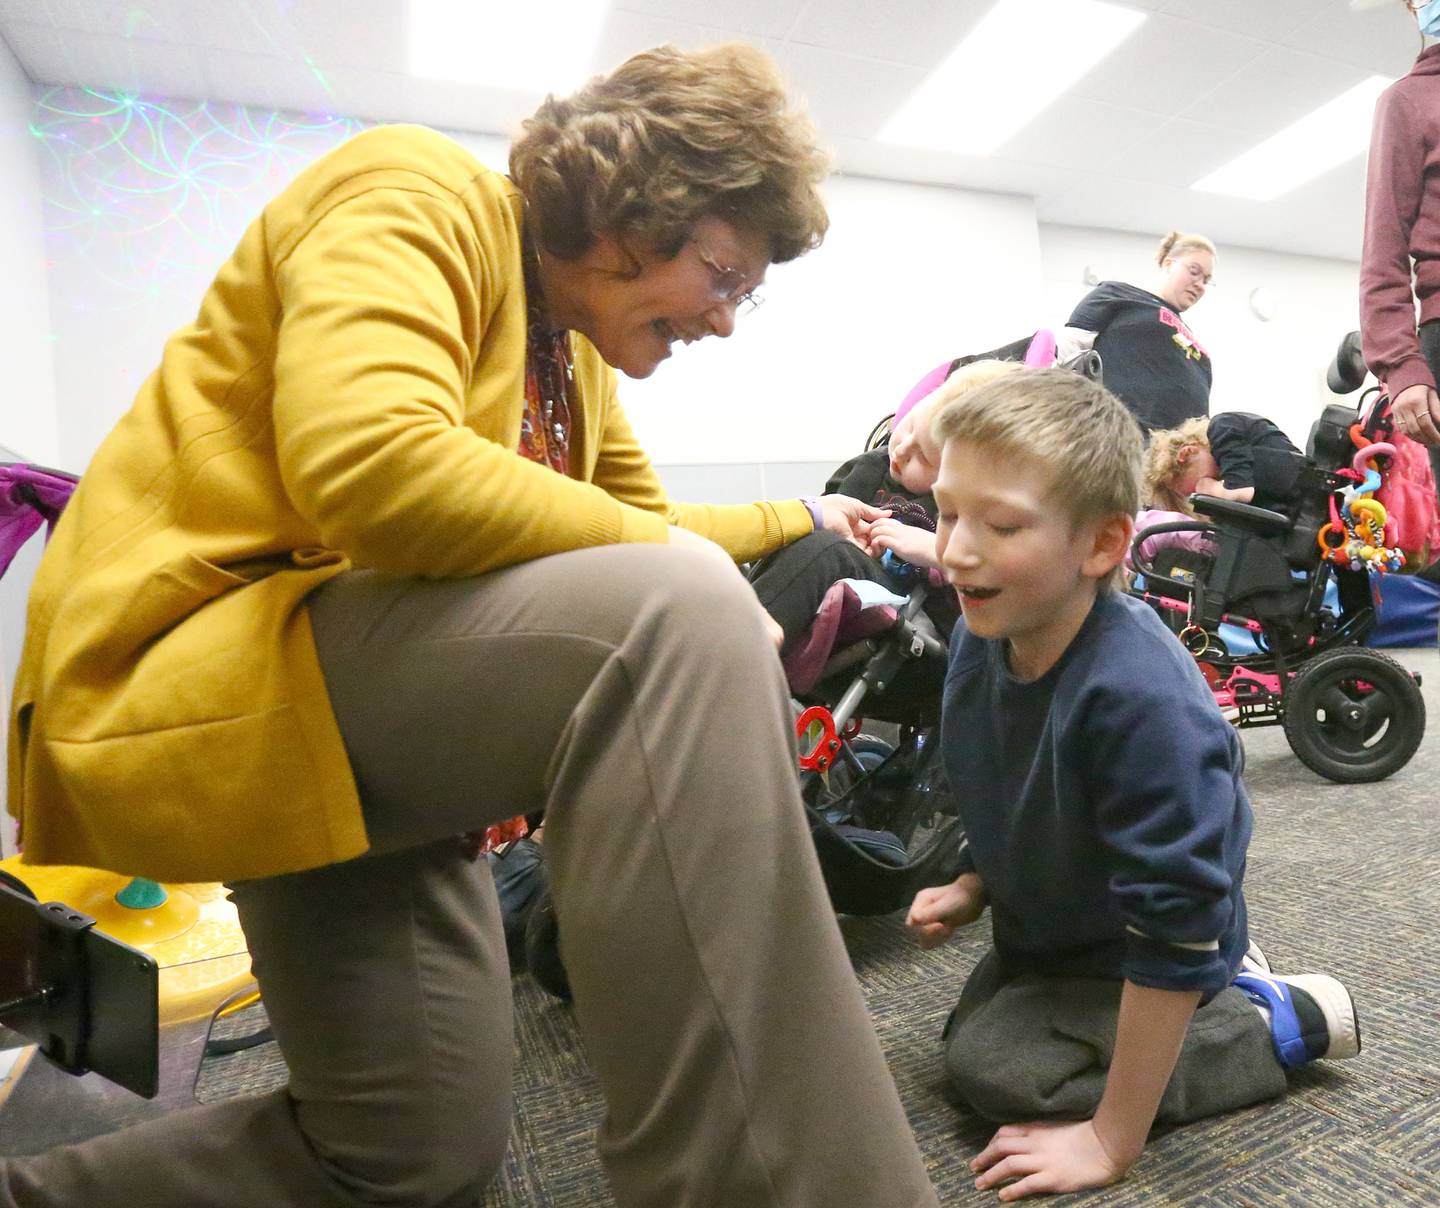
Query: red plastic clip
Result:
<box><xmin>795</xmin><ymin>704</ymin><xmax>842</xmax><ymax>773</ymax></box>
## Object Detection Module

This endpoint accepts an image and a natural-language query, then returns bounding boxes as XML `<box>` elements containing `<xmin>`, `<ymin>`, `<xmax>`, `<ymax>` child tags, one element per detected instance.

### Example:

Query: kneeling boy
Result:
<box><xmin>908</xmin><ymin>370</ymin><xmax>1359</xmax><ymax>1200</ymax></box>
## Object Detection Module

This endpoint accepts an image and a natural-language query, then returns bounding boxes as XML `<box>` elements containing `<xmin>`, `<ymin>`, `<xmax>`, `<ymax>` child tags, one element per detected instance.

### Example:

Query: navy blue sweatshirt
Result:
<box><xmin>942</xmin><ymin>591</ymin><xmax>1251</xmax><ymax>994</ymax></box>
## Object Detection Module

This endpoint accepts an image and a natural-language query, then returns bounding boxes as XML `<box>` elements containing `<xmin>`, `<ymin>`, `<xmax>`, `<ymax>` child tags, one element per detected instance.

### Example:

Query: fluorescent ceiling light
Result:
<box><xmin>1192</xmin><ymin>76</ymin><xmax>1392</xmax><ymax>201</ymax></box>
<box><xmin>409</xmin><ymin>1</ymin><xmax>611</xmax><ymax>93</ymax></box>
<box><xmin>877</xmin><ymin>0</ymin><xmax>1146</xmax><ymax>156</ymax></box>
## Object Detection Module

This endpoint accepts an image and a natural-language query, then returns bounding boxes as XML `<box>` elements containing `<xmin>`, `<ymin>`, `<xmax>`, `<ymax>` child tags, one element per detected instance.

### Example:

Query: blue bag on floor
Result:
<box><xmin>1367</xmin><ymin>574</ymin><xmax>1440</xmax><ymax>648</ymax></box>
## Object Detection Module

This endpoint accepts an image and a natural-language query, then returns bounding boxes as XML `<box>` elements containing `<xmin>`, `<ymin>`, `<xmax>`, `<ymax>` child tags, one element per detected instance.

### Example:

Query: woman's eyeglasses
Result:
<box><xmin>692</xmin><ymin>242</ymin><xmax>765</xmax><ymax>315</ymax></box>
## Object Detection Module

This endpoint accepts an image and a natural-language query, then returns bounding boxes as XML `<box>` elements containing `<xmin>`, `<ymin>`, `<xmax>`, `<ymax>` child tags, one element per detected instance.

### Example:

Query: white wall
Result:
<box><xmin>0</xmin><ymin>42</ymin><xmax>57</xmax><ymax>465</ymax></box>
<box><xmin>32</xmin><ymin>95</ymin><xmax>470</xmax><ymax>470</ymax></box>
<box><xmin>623</xmin><ymin>175</ymin><xmax>1041</xmax><ymax>466</ymax></box>
<box><xmin>1039</xmin><ymin>224</ymin><xmax>1363</xmax><ymax>447</ymax></box>
<box><xmin>0</xmin><ymin>38</ymin><xmax>56</xmax><ymax>858</ymax></box>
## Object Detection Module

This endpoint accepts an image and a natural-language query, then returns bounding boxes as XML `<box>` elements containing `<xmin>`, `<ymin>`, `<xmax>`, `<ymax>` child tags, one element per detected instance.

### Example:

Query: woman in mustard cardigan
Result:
<box><xmin>3</xmin><ymin>45</ymin><xmax>940</xmax><ymax>1208</ymax></box>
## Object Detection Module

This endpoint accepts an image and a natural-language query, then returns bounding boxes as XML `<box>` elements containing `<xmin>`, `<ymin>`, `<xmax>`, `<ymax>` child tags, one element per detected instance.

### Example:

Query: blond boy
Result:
<box><xmin>908</xmin><ymin>370</ymin><xmax>1358</xmax><ymax>1199</ymax></box>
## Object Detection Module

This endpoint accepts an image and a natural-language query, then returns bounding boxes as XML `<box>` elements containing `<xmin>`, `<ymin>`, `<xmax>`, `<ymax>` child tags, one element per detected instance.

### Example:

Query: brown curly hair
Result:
<box><xmin>1143</xmin><ymin>417</ymin><xmax>1211</xmax><ymax>514</ymax></box>
<box><xmin>509</xmin><ymin>43</ymin><xmax>830</xmax><ymax>264</ymax></box>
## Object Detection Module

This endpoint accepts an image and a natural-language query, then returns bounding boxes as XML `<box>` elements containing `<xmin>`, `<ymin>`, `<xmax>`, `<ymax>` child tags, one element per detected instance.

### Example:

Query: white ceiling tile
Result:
<box><xmin>1159</xmin><ymin>0</ymin><xmax>1321</xmax><ymax>43</ymax></box>
<box><xmin>285</xmin><ymin>2</ymin><xmax>412</xmax><ymax>74</ymax></box>
<box><xmin>1281</xmin><ymin>3</ymin><xmax>1422</xmax><ymax>75</ymax></box>
<box><xmin>1067</xmin><ymin>13</ymin><xmax>1266</xmax><ymax>116</ymax></box>
<box><xmin>770</xmin><ymin>42</ymin><xmax>924</xmax><ymax>141</ymax></box>
<box><xmin>319</xmin><ymin>65</ymin><xmax>538</xmax><ymax>137</ymax></box>
<box><xmin>1175</xmin><ymin>48</ymin><xmax>1376</xmax><ymax>134</ymax></box>
<box><xmin>829</xmin><ymin>133</ymin><xmax>1057</xmax><ymax>198</ymax></box>
<box><xmin>785</xmin><ymin>0</ymin><xmax>987</xmax><ymax>68</ymax></box>
<box><xmin>1107</xmin><ymin>118</ymin><xmax>1257</xmax><ymax>189</ymax></box>
<box><xmin>3</xmin><ymin>0</ymin><xmax>304</xmax><ymax>55</ymax></box>
<box><xmin>590</xmin><ymin>9</ymin><xmax>761</xmax><ymax>75</ymax></box>
<box><xmin>5</xmin><ymin>21</ymin><xmax>210</xmax><ymax>96</ymax></box>
<box><xmin>0</xmin><ymin>0</ymin><xmax>191</xmax><ymax>42</ymax></box>
<box><xmin>613</xmin><ymin>0</ymin><xmax>809</xmax><ymax>40</ymax></box>
<box><xmin>198</xmin><ymin>46</ymin><xmax>338</xmax><ymax>115</ymax></box>
<box><xmin>997</xmin><ymin>98</ymin><xmax>1160</xmax><ymax>174</ymax></box>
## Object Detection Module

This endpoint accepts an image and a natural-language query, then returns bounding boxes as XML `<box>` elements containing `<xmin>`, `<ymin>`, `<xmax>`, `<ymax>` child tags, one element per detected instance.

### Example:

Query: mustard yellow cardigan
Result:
<box><xmin>8</xmin><ymin>125</ymin><xmax>811</xmax><ymax>882</ymax></box>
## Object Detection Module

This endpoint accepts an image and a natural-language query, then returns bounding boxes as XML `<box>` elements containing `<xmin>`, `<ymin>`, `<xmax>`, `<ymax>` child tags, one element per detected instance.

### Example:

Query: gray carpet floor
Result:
<box><xmin>195</xmin><ymin>646</ymin><xmax>1440</xmax><ymax>1206</ymax></box>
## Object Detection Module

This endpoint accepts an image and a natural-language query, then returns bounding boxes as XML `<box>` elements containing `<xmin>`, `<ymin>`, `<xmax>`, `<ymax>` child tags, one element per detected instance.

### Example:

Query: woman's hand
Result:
<box><xmin>971</xmin><ymin>1119</ymin><xmax>1134</xmax><ymax>1201</ymax></box>
<box><xmin>865</xmin><ymin>518</ymin><xmax>939</xmax><ymax>568</ymax></box>
<box><xmin>1391</xmin><ymin>382</ymin><xmax>1440</xmax><ymax>446</ymax></box>
<box><xmin>905</xmin><ymin>873</ymin><xmax>986</xmax><ymax>948</ymax></box>
<box><xmin>817</xmin><ymin>495</ymin><xmax>890</xmax><ymax>544</ymax></box>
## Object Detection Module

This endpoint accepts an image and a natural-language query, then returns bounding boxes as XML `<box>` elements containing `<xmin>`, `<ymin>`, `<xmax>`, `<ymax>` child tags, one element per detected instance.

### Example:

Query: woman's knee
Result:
<box><xmin>622</xmin><ymin>543</ymin><xmax>776</xmax><ymax>643</ymax></box>
<box><xmin>303</xmin><ymin>1090</ymin><xmax>510</xmax><ymax>1207</ymax></box>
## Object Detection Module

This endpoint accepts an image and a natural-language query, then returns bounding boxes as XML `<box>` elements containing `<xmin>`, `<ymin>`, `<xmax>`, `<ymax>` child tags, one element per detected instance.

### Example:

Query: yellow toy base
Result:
<box><xmin>0</xmin><ymin>857</ymin><xmax>253</xmax><ymax>1026</ymax></box>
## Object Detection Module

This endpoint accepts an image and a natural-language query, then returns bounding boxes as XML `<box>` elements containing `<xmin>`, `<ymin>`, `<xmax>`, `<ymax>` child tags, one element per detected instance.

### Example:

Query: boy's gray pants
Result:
<box><xmin>945</xmin><ymin>949</ymin><xmax>1288</xmax><ymax>1125</ymax></box>
<box><xmin>2</xmin><ymin>544</ymin><xmax>939</xmax><ymax>1208</ymax></box>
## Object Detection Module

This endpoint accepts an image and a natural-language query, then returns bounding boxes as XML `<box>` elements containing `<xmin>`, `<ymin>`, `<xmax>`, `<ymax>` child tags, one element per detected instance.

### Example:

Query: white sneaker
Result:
<box><xmin>1281</xmin><ymin>973</ymin><xmax>1362</xmax><ymax>1062</ymax></box>
<box><xmin>1241</xmin><ymin>939</ymin><xmax>1271</xmax><ymax>974</ymax></box>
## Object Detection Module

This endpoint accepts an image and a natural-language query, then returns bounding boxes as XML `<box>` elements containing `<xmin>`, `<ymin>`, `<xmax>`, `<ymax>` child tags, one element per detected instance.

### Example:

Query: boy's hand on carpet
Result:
<box><xmin>971</xmin><ymin>1120</ymin><xmax>1131</xmax><ymax>1200</ymax></box>
<box><xmin>905</xmin><ymin>874</ymin><xmax>985</xmax><ymax>948</ymax></box>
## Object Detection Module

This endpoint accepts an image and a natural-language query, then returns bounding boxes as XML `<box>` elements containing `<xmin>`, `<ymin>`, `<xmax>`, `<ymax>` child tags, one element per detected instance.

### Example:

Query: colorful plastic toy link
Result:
<box><xmin>1316</xmin><ymin>428</ymin><xmax>1405</xmax><ymax>574</ymax></box>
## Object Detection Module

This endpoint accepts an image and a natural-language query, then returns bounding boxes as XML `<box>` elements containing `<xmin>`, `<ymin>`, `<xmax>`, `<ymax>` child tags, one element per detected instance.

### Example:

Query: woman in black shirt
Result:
<box><xmin>1065</xmin><ymin>230</ymin><xmax>1216</xmax><ymax>434</ymax></box>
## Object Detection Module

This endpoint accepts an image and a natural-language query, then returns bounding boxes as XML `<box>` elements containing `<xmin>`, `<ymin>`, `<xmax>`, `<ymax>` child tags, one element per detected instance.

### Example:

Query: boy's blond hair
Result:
<box><xmin>930</xmin><ymin>369</ymin><xmax>1142</xmax><ymax>589</ymax></box>
<box><xmin>1143</xmin><ymin>417</ymin><xmax>1211</xmax><ymax>515</ymax></box>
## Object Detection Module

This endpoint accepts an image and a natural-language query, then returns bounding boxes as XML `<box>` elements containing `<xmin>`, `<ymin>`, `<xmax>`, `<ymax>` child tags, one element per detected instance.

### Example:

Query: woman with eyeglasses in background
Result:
<box><xmin>1062</xmin><ymin>230</ymin><xmax>1217</xmax><ymax>435</ymax></box>
<box><xmin>3</xmin><ymin>43</ymin><xmax>940</xmax><ymax>1208</ymax></box>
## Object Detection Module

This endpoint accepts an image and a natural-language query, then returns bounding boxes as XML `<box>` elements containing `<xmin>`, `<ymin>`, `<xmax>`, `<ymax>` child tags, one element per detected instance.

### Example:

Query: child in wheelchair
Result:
<box><xmin>1127</xmin><ymin>411</ymin><xmax>1304</xmax><ymax>598</ymax></box>
<box><xmin>1128</xmin><ymin>396</ymin><xmax>1425</xmax><ymax>783</ymax></box>
<box><xmin>748</xmin><ymin>359</ymin><xmax>1019</xmax><ymax>657</ymax></box>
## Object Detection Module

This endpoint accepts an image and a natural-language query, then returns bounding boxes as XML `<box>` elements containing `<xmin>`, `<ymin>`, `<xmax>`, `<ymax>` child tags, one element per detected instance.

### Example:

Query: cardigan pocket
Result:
<box><xmin>120</xmin><ymin>553</ymin><xmax>256</xmax><ymax>651</ymax></box>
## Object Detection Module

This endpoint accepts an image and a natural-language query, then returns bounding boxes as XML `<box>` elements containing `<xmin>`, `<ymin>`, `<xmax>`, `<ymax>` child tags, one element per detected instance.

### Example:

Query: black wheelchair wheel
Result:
<box><xmin>1281</xmin><ymin>647</ymin><xmax>1426</xmax><ymax>783</ymax></box>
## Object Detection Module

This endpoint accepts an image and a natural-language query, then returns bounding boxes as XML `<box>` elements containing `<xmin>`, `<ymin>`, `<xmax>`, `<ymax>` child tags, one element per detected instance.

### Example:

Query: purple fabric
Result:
<box><xmin>1128</xmin><ymin>508</ymin><xmax>1218</xmax><ymax>571</ymax></box>
<box><xmin>782</xmin><ymin>580</ymin><xmax>899</xmax><ymax>694</ymax></box>
<box><xmin>0</xmin><ymin>464</ymin><xmax>77</xmax><ymax>581</ymax></box>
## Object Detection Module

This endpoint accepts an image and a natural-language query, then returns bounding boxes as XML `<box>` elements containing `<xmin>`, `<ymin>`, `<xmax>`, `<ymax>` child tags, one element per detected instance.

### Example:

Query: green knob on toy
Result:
<box><xmin>115</xmin><ymin>877</ymin><xmax>168</xmax><ymax>910</ymax></box>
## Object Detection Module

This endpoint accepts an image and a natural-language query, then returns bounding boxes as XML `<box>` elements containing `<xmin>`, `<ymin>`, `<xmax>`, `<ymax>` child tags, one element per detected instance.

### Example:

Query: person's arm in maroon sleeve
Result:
<box><xmin>1360</xmin><ymin>87</ymin><xmax>1440</xmax><ymax>443</ymax></box>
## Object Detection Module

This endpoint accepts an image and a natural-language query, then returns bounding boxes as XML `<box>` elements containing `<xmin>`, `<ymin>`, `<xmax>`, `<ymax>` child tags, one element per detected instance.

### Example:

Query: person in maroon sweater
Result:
<box><xmin>1360</xmin><ymin>6</ymin><xmax>1440</xmax><ymax>504</ymax></box>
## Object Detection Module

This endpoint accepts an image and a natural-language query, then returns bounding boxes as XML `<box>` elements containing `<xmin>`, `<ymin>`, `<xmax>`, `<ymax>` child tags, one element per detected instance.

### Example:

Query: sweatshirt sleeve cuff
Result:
<box><xmin>1384</xmin><ymin>357</ymin><xmax>1436</xmax><ymax>399</ymax></box>
<box><xmin>1122</xmin><ymin>928</ymin><xmax>1229</xmax><ymax>993</ymax></box>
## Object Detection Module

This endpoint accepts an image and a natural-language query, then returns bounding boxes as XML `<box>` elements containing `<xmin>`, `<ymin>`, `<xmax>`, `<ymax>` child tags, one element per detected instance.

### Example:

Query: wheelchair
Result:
<box><xmin>1128</xmin><ymin>365</ymin><xmax>1426</xmax><ymax>784</ymax></box>
<box><xmin>789</xmin><ymin>330</ymin><xmax>1110</xmax><ymax>916</ymax></box>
